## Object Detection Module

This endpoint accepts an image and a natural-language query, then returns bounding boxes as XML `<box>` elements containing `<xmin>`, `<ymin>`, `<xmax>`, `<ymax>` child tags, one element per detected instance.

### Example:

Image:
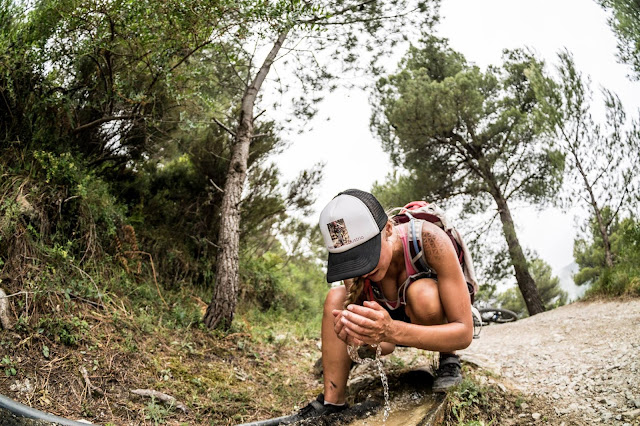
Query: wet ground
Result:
<box><xmin>292</xmin><ymin>365</ymin><xmax>447</xmax><ymax>426</ymax></box>
<box><xmin>346</xmin><ymin>392</ymin><xmax>445</xmax><ymax>426</ymax></box>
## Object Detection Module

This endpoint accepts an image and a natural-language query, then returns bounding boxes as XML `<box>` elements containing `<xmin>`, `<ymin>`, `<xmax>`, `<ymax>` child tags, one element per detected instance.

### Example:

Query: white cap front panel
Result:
<box><xmin>319</xmin><ymin>194</ymin><xmax>380</xmax><ymax>254</ymax></box>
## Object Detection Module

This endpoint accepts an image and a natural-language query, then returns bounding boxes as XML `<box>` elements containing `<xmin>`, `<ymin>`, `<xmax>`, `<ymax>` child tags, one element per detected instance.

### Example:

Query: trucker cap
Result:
<box><xmin>319</xmin><ymin>189</ymin><xmax>388</xmax><ymax>282</ymax></box>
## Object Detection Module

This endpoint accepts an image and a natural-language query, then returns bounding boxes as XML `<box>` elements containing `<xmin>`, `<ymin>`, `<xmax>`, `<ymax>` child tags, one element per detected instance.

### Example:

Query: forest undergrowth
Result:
<box><xmin>0</xmin><ymin>273</ymin><xmax>327</xmax><ymax>425</ymax></box>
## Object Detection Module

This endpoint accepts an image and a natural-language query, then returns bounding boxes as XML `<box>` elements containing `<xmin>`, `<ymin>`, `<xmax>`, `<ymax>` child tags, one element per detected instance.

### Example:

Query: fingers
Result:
<box><xmin>344</xmin><ymin>327</ymin><xmax>369</xmax><ymax>346</ymax></box>
<box><xmin>346</xmin><ymin>303</ymin><xmax>385</xmax><ymax>321</ymax></box>
<box><xmin>363</xmin><ymin>300</ymin><xmax>385</xmax><ymax>311</ymax></box>
<box><xmin>334</xmin><ymin>310</ymin><xmax>372</xmax><ymax>345</ymax></box>
<box><xmin>348</xmin><ymin>334</ymin><xmax>365</xmax><ymax>346</ymax></box>
<box><xmin>340</xmin><ymin>315</ymin><xmax>368</xmax><ymax>336</ymax></box>
<box><xmin>340</xmin><ymin>311</ymin><xmax>384</xmax><ymax>345</ymax></box>
<box><xmin>341</xmin><ymin>310</ymin><xmax>377</xmax><ymax>329</ymax></box>
<box><xmin>333</xmin><ymin>310</ymin><xmax>353</xmax><ymax>344</ymax></box>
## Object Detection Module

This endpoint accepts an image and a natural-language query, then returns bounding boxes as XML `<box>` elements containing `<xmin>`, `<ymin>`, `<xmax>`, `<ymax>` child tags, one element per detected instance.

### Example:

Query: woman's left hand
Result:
<box><xmin>340</xmin><ymin>300</ymin><xmax>395</xmax><ymax>346</ymax></box>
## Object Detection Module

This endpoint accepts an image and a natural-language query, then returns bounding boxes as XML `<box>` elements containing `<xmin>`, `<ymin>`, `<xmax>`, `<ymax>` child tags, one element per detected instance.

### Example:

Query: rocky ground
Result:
<box><xmin>460</xmin><ymin>299</ymin><xmax>640</xmax><ymax>425</ymax></box>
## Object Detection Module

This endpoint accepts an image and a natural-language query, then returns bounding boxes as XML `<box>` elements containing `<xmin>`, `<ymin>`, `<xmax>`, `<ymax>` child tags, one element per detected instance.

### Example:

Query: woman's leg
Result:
<box><xmin>321</xmin><ymin>286</ymin><xmax>352</xmax><ymax>404</ymax></box>
<box><xmin>404</xmin><ymin>278</ymin><xmax>445</xmax><ymax>326</ymax></box>
<box><xmin>404</xmin><ymin>278</ymin><xmax>462</xmax><ymax>392</ymax></box>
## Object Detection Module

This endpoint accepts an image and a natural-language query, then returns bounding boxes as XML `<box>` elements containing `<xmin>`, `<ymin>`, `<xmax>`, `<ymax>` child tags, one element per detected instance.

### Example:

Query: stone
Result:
<box><xmin>532</xmin><ymin>412</ymin><xmax>541</xmax><ymax>420</ymax></box>
<box><xmin>552</xmin><ymin>392</ymin><xmax>560</xmax><ymax>400</ymax></box>
<box><xmin>9</xmin><ymin>379</ymin><xmax>32</xmax><ymax>394</ymax></box>
<box><xmin>622</xmin><ymin>409</ymin><xmax>640</xmax><ymax>420</ymax></box>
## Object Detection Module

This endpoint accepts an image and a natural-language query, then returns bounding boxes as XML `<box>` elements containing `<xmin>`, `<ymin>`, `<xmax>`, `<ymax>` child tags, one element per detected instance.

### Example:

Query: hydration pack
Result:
<box><xmin>390</xmin><ymin>201</ymin><xmax>479</xmax><ymax>299</ymax></box>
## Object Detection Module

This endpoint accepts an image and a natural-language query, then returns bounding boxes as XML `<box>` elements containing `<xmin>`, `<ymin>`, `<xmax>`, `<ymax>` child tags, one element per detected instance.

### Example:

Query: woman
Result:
<box><xmin>286</xmin><ymin>189</ymin><xmax>473</xmax><ymax>422</ymax></box>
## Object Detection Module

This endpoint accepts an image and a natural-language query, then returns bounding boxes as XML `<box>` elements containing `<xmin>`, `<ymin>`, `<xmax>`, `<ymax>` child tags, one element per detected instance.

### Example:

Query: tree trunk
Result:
<box><xmin>204</xmin><ymin>30</ymin><xmax>289</xmax><ymax>330</ymax></box>
<box><xmin>571</xmin><ymin>150</ymin><xmax>614</xmax><ymax>268</ymax></box>
<box><xmin>492</xmin><ymin>192</ymin><xmax>545</xmax><ymax>316</ymax></box>
<box><xmin>596</xmin><ymin>210</ymin><xmax>614</xmax><ymax>268</ymax></box>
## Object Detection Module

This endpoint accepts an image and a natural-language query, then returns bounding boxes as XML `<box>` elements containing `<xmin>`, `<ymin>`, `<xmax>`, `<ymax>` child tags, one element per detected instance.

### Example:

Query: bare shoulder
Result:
<box><xmin>420</xmin><ymin>221</ymin><xmax>455</xmax><ymax>264</ymax></box>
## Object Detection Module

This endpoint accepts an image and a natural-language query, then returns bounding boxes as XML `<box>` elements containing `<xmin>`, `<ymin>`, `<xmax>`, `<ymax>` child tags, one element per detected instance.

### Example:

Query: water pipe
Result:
<box><xmin>235</xmin><ymin>414</ymin><xmax>295</xmax><ymax>425</ymax></box>
<box><xmin>0</xmin><ymin>393</ymin><xmax>91</xmax><ymax>426</ymax></box>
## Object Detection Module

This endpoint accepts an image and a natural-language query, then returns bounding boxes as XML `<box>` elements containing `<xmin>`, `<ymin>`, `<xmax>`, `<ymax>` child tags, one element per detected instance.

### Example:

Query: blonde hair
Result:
<box><xmin>343</xmin><ymin>276</ymin><xmax>365</xmax><ymax>308</ymax></box>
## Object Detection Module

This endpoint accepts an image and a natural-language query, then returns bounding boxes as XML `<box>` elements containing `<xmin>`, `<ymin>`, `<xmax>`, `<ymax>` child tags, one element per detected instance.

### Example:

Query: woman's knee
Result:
<box><xmin>324</xmin><ymin>286</ymin><xmax>346</xmax><ymax>314</ymax></box>
<box><xmin>405</xmin><ymin>279</ymin><xmax>445</xmax><ymax>325</ymax></box>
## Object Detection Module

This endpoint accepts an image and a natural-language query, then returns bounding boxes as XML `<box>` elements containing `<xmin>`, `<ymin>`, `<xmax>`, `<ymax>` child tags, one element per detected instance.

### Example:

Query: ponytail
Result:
<box><xmin>343</xmin><ymin>277</ymin><xmax>365</xmax><ymax>308</ymax></box>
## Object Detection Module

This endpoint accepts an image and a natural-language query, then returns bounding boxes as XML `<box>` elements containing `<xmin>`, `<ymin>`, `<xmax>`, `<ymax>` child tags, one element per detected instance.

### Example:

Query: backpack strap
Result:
<box><xmin>405</xmin><ymin>213</ymin><xmax>434</xmax><ymax>275</ymax></box>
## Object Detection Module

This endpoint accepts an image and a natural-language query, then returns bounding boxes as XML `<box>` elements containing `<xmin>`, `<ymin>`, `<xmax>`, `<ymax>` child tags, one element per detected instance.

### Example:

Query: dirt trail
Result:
<box><xmin>460</xmin><ymin>299</ymin><xmax>640</xmax><ymax>425</ymax></box>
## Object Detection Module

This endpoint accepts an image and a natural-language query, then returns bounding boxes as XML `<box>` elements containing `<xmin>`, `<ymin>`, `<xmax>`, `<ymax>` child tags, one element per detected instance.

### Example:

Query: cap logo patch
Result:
<box><xmin>327</xmin><ymin>219</ymin><xmax>351</xmax><ymax>248</ymax></box>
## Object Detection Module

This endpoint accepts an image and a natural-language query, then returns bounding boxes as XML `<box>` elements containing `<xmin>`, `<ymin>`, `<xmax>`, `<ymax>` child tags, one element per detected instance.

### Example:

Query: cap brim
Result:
<box><xmin>326</xmin><ymin>233</ymin><xmax>381</xmax><ymax>283</ymax></box>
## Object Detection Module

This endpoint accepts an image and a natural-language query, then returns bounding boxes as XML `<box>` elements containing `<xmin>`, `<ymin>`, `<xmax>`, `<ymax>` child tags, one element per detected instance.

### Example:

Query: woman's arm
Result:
<box><xmin>411</xmin><ymin>221</ymin><xmax>473</xmax><ymax>349</ymax></box>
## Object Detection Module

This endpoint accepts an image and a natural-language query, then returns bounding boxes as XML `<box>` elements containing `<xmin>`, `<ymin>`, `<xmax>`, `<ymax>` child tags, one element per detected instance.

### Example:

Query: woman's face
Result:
<box><xmin>362</xmin><ymin>223</ymin><xmax>394</xmax><ymax>282</ymax></box>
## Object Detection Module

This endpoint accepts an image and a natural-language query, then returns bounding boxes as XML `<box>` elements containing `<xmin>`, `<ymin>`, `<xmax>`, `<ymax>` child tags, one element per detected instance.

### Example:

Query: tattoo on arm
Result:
<box><xmin>423</xmin><ymin>229</ymin><xmax>447</xmax><ymax>263</ymax></box>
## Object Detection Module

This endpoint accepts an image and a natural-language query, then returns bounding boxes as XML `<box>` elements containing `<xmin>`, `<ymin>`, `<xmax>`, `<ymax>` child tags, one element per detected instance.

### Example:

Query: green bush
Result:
<box><xmin>38</xmin><ymin>316</ymin><xmax>90</xmax><ymax>346</ymax></box>
<box><xmin>579</xmin><ymin>216</ymin><xmax>640</xmax><ymax>297</ymax></box>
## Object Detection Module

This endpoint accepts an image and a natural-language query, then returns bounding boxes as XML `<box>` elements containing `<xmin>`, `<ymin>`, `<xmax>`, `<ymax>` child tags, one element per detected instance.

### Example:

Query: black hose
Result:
<box><xmin>0</xmin><ymin>393</ymin><xmax>90</xmax><ymax>426</ymax></box>
<box><xmin>235</xmin><ymin>414</ymin><xmax>294</xmax><ymax>426</ymax></box>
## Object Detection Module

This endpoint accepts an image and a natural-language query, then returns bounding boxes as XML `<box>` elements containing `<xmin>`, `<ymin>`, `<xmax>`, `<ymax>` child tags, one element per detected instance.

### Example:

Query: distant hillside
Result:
<box><xmin>558</xmin><ymin>262</ymin><xmax>586</xmax><ymax>301</ymax></box>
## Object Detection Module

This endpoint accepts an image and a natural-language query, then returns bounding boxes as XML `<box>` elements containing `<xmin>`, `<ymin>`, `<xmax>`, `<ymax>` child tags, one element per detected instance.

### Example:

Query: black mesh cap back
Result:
<box><xmin>337</xmin><ymin>189</ymin><xmax>387</xmax><ymax>232</ymax></box>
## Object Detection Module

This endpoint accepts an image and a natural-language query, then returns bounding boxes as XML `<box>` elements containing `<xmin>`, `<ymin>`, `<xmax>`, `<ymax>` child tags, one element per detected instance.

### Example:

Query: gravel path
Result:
<box><xmin>460</xmin><ymin>299</ymin><xmax>640</xmax><ymax>425</ymax></box>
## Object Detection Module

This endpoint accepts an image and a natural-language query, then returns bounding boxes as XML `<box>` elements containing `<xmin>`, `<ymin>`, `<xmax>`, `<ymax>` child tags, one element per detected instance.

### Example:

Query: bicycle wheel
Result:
<box><xmin>478</xmin><ymin>308</ymin><xmax>518</xmax><ymax>324</ymax></box>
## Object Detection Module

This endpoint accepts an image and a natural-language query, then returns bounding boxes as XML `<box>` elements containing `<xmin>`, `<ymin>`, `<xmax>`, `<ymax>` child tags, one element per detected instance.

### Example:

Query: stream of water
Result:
<box><xmin>347</xmin><ymin>344</ymin><xmax>391</xmax><ymax>422</ymax></box>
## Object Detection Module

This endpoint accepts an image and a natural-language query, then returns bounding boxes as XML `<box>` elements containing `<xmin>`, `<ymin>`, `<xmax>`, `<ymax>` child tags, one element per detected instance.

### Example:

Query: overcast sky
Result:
<box><xmin>269</xmin><ymin>0</ymin><xmax>640</xmax><ymax>279</ymax></box>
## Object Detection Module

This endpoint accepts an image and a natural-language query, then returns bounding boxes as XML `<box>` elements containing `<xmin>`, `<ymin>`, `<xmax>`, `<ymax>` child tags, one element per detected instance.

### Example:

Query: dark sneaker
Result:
<box><xmin>432</xmin><ymin>354</ymin><xmax>462</xmax><ymax>393</ymax></box>
<box><xmin>282</xmin><ymin>394</ymin><xmax>348</xmax><ymax>424</ymax></box>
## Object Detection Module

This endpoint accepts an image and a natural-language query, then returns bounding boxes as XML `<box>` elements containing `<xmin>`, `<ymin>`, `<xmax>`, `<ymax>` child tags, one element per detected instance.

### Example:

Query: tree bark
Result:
<box><xmin>204</xmin><ymin>30</ymin><xmax>289</xmax><ymax>330</ymax></box>
<box><xmin>595</xmin><ymin>210</ymin><xmax>614</xmax><ymax>268</ymax></box>
<box><xmin>492</xmin><ymin>190</ymin><xmax>545</xmax><ymax>316</ymax></box>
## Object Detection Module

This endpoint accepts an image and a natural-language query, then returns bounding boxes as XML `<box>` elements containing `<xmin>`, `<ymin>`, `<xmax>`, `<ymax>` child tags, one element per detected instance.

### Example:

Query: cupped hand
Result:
<box><xmin>332</xmin><ymin>309</ymin><xmax>348</xmax><ymax>343</ymax></box>
<box><xmin>338</xmin><ymin>301</ymin><xmax>395</xmax><ymax>346</ymax></box>
<box><xmin>332</xmin><ymin>309</ymin><xmax>359</xmax><ymax>346</ymax></box>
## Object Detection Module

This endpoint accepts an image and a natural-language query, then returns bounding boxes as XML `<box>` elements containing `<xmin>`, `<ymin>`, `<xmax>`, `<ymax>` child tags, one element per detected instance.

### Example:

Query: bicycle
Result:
<box><xmin>471</xmin><ymin>306</ymin><xmax>518</xmax><ymax>339</ymax></box>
